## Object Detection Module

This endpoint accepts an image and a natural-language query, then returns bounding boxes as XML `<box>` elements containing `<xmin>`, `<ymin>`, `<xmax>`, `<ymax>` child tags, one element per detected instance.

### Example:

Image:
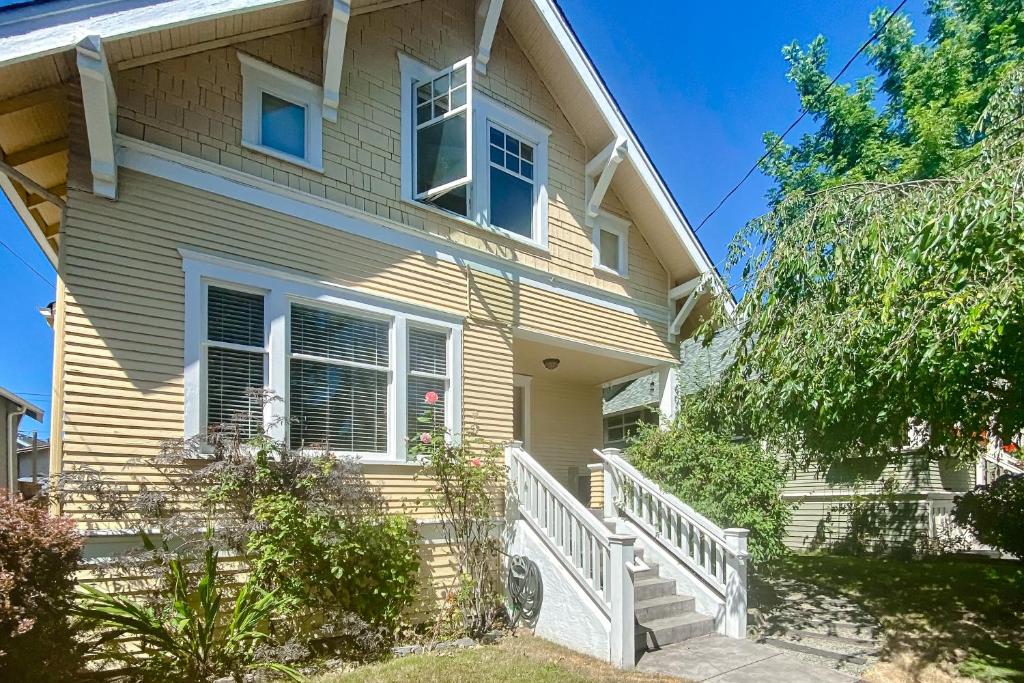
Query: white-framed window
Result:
<box><xmin>603</xmin><ymin>408</ymin><xmax>656</xmax><ymax>450</ymax></box>
<box><xmin>400</xmin><ymin>53</ymin><xmax>550</xmax><ymax>249</ymax></box>
<box><xmin>183</xmin><ymin>252</ymin><xmax>462</xmax><ymax>461</ymax></box>
<box><xmin>239</xmin><ymin>52</ymin><xmax>323</xmax><ymax>171</ymax></box>
<box><xmin>592</xmin><ymin>211</ymin><xmax>630</xmax><ymax>277</ymax></box>
<box><xmin>203</xmin><ymin>284</ymin><xmax>268</xmax><ymax>438</ymax></box>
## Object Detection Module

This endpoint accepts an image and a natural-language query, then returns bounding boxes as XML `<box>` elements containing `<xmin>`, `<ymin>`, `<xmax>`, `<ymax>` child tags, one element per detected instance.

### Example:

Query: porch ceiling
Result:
<box><xmin>513</xmin><ymin>334</ymin><xmax>656</xmax><ymax>386</ymax></box>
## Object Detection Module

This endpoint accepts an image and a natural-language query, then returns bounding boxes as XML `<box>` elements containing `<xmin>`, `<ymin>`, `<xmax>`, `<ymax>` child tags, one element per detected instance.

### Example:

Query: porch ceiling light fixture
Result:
<box><xmin>542</xmin><ymin>357</ymin><xmax>560</xmax><ymax>370</ymax></box>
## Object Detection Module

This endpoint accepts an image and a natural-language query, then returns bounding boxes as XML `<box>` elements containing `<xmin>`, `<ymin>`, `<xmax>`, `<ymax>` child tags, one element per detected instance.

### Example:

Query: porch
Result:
<box><xmin>510</xmin><ymin>329</ymin><xmax>672</xmax><ymax>502</ymax></box>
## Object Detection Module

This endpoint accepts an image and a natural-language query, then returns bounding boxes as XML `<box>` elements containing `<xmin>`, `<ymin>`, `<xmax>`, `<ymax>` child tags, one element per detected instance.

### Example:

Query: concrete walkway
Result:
<box><xmin>637</xmin><ymin>634</ymin><xmax>857</xmax><ymax>682</ymax></box>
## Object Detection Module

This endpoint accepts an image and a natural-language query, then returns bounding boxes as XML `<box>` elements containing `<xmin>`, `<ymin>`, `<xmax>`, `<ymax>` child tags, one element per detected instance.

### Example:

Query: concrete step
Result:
<box><xmin>632</xmin><ymin>559</ymin><xmax>661</xmax><ymax>581</ymax></box>
<box><xmin>634</xmin><ymin>593</ymin><xmax>696</xmax><ymax>622</ymax></box>
<box><xmin>634</xmin><ymin>576</ymin><xmax>677</xmax><ymax>602</ymax></box>
<box><xmin>635</xmin><ymin>612</ymin><xmax>716</xmax><ymax>652</ymax></box>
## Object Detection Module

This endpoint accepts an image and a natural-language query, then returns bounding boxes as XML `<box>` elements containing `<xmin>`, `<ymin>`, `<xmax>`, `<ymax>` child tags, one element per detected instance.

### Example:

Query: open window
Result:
<box><xmin>413</xmin><ymin>57</ymin><xmax>473</xmax><ymax>216</ymax></box>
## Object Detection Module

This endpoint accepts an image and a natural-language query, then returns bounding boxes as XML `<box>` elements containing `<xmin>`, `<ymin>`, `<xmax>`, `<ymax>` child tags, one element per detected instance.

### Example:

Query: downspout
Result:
<box><xmin>7</xmin><ymin>404</ymin><xmax>27</xmax><ymax>493</ymax></box>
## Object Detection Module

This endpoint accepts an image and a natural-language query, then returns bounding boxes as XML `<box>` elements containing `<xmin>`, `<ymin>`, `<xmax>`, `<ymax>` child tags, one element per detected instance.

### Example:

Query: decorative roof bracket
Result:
<box><xmin>475</xmin><ymin>0</ymin><xmax>505</xmax><ymax>74</ymax></box>
<box><xmin>585</xmin><ymin>136</ymin><xmax>627</xmax><ymax>220</ymax></box>
<box><xmin>76</xmin><ymin>35</ymin><xmax>117</xmax><ymax>200</ymax></box>
<box><xmin>668</xmin><ymin>272</ymin><xmax>714</xmax><ymax>336</ymax></box>
<box><xmin>322</xmin><ymin>0</ymin><xmax>351</xmax><ymax>123</ymax></box>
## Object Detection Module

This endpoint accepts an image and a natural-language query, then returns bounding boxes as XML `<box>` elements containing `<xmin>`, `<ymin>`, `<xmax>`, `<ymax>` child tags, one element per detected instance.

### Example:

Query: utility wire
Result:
<box><xmin>0</xmin><ymin>235</ymin><xmax>54</xmax><ymax>289</ymax></box>
<box><xmin>694</xmin><ymin>0</ymin><xmax>909</xmax><ymax>234</ymax></box>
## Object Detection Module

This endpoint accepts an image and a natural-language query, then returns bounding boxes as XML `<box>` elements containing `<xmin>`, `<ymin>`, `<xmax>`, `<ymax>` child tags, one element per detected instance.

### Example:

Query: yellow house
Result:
<box><xmin>0</xmin><ymin>0</ymin><xmax>745</xmax><ymax>667</ymax></box>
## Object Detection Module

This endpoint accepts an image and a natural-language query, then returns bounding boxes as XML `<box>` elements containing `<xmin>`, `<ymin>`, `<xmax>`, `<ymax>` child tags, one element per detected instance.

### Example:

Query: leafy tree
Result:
<box><xmin>762</xmin><ymin>0</ymin><xmax>1024</xmax><ymax>204</ymax></box>
<box><xmin>710</xmin><ymin>67</ymin><xmax>1024</xmax><ymax>466</ymax></box>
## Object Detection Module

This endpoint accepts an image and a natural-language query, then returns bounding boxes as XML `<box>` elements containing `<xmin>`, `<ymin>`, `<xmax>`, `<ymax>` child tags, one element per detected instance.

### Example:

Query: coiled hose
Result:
<box><xmin>507</xmin><ymin>555</ymin><xmax>543</xmax><ymax>627</ymax></box>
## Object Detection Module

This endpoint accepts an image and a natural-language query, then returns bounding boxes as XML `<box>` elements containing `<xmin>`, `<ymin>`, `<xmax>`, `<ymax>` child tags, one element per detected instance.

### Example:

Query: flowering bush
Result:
<box><xmin>0</xmin><ymin>496</ymin><xmax>84</xmax><ymax>681</ymax></box>
<box><xmin>412</xmin><ymin>392</ymin><xmax>506</xmax><ymax>637</ymax></box>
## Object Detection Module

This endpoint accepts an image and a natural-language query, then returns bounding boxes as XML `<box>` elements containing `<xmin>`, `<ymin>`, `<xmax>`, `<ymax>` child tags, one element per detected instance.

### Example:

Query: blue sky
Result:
<box><xmin>0</xmin><ymin>0</ymin><xmax>929</xmax><ymax>435</ymax></box>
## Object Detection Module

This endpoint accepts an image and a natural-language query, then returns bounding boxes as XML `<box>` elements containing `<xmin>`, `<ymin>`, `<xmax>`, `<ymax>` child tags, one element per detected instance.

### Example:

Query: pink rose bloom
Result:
<box><xmin>420</xmin><ymin>432</ymin><xmax>432</xmax><ymax>445</ymax></box>
<box><xmin>470</xmin><ymin>457</ymin><xmax>482</xmax><ymax>468</ymax></box>
<box><xmin>424</xmin><ymin>391</ymin><xmax>439</xmax><ymax>405</ymax></box>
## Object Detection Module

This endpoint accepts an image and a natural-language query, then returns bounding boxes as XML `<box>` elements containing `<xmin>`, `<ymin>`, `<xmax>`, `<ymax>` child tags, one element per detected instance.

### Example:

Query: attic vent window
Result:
<box><xmin>239</xmin><ymin>52</ymin><xmax>323</xmax><ymax>171</ymax></box>
<box><xmin>401</xmin><ymin>54</ymin><xmax>550</xmax><ymax>249</ymax></box>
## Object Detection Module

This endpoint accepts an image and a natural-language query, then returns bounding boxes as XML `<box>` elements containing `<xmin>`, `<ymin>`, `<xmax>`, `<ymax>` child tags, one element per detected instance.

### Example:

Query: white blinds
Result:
<box><xmin>206</xmin><ymin>286</ymin><xmax>266</xmax><ymax>437</ymax></box>
<box><xmin>407</xmin><ymin>327</ymin><xmax>448</xmax><ymax>439</ymax></box>
<box><xmin>289</xmin><ymin>304</ymin><xmax>390</xmax><ymax>452</ymax></box>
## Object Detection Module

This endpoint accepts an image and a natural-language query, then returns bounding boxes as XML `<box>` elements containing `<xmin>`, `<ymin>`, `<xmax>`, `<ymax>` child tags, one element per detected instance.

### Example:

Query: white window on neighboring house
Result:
<box><xmin>288</xmin><ymin>303</ymin><xmax>391</xmax><ymax>454</ymax></box>
<box><xmin>204</xmin><ymin>285</ymin><xmax>267</xmax><ymax>438</ymax></box>
<box><xmin>604</xmin><ymin>408</ymin><xmax>656</xmax><ymax>450</ymax></box>
<box><xmin>400</xmin><ymin>54</ymin><xmax>550</xmax><ymax>249</ymax></box>
<box><xmin>592</xmin><ymin>211</ymin><xmax>630</xmax><ymax>277</ymax></box>
<box><xmin>239</xmin><ymin>52</ymin><xmax>323</xmax><ymax>171</ymax></box>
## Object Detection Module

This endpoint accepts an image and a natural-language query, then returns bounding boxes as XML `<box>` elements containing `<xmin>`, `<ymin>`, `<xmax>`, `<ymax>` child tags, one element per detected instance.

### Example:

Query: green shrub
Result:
<box><xmin>0</xmin><ymin>496</ymin><xmax>84</xmax><ymax>682</ymax></box>
<box><xmin>627</xmin><ymin>396</ymin><xmax>791</xmax><ymax>563</ymax></box>
<box><xmin>953</xmin><ymin>474</ymin><xmax>1024</xmax><ymax>558</ymax></box>
<box><xmin>77</xmin><ymin>543</ymin><xmax>299</xmax><ymax>682</ymax></box>
<box><xmin>247</xmin><ymin>493</ymin><xmax>420</xmax><ymax>631</ymax></box>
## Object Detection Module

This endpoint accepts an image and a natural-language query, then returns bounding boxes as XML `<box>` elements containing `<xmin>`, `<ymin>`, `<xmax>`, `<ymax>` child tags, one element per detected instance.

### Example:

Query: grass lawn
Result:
<box><xmin>314</xmin><ymin>632</ymin><xmax>681</xmax><ymax>683</ymax></box>
<box><xmin>759</xmin><ymin>554</ymin><xmax>1024</xmax><ymax>683</ymax></box>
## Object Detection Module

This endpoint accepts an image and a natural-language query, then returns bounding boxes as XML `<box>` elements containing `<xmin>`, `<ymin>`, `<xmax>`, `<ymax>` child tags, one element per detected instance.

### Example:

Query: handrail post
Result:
<box><xmin>602</xmin><ymin>448</ymin><xmax>621</xmax><ymax>520</ymax></box>
<box><xmin>723</xmin><ymin>528</ymin><xmax>748</xmax><ymax>639</ymax></box>
<box><xmin>608</xmin><ymin>533</ymin><xmax>635</xmax><ymax>668</ymax></box>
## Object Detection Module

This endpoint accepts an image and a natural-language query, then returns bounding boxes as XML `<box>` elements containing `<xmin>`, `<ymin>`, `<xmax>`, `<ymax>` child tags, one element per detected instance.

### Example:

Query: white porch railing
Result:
<box><xmin>594</xmin><ymin>447</ymin><xmax>749</xmax><ymax>638</ymax></box>
<box><xmin>978</xmin><ymin>450</ymin><xmax>1024</xmax><ymax>485</ymax></box>
<box><xmin>506</xmin><ymin>442</ymin><xmax>637</xmax><ymax>667</ymax></box>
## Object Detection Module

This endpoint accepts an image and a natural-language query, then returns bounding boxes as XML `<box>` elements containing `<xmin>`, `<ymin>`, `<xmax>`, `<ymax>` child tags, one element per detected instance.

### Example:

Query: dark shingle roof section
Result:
<box><xmin>603</xmin><ymin>372</ymin><xmax>659</xmax><ymax>416</ymax></box>
<box><xmin>677</xmin><ymin>326</ymin><xmax>741</xmax><ymax>397</ymax></box>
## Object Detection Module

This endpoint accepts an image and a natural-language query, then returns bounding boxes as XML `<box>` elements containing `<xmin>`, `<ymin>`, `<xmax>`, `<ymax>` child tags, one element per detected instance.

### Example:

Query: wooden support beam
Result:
<box><xmin>475</xmin><ymin>0</ymin><xmax>504</xmax><ymax>74</ymax></box>
<box><xmin>0</xmin><ymin>154</ymin><xmax>65</xmax><ymax>209</ymax></box>
<box><xmin>4</xmin><ymin>138</ymin><xmax>68</xmax><ymax>168</ymax></box>
<box><xmin>668</xmin><ymin>273</ymin><xmax>706</xmax><ymax>302</ymax></box>
<box><xmin>77</xmin><ymin>35</ymin><xmax>118</xmax><ymax>199</ymax></box>
<box><xmin>322</xmin><ymin>0</ymin><xmax>351</xmax><ymax>123</ymax></box>
<box><xmin>26</xmin><ymin>183</ymin><xmax>67</xmax><ymax>208</ymax></box>
<box><xmin>0</xmin><ymin>86</ymin><xmax>63</xmax><ymax>117</ymax></box>
<box><xmin>585</xmin><ymin>137</ymin><xmax>627</xmax><ymax>219</ymax></box>
<box><xmin>670</xmin><ymin>286</ymin><xmax>704</xmax><ymax>336</ymax></box>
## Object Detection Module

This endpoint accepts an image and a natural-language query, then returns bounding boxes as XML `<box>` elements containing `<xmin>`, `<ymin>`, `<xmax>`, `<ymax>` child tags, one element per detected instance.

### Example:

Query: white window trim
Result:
<box><xmin>592</xmin><ymin>210</ymin><xmax>630</xmax><ymax>278</ymax></box>
<box><xmin>239</xmin><ymin>52</ymin><xmax>324</xmax><ymax>172</ymax></box>
<box><xmin>398</xmin><ymin>52</ymin><xmax>550</xmax><ymax>251</ymax></box>
<box><xmin>183</xmin><ymin>252</ymin><xmax>463</xmax><ymax>462</ymax></box>
<box><xmin>513</xmin><ymin>374</ymin><xmax>532</xmax><ymax>451</ymax></box>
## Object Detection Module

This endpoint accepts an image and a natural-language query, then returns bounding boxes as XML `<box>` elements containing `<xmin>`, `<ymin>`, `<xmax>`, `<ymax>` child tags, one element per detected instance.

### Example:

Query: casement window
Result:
<box><xmin>185</xmin><ymin>254</ymin><xmax>461</xmax><ymax>461</ymax></box>
<box><xmin>204</xmin><ymin>285</ymin><xmax>268</xmax><ymax>437</ymax></box>
<box><xmin>401</xmin><ymin>54</ymin><xmax>550</xmax><ymax>248</ymax></box>
<box><xmin>592</xmin><ymin>211</ymin><xmax>630</xmax><ymax>277</ymax></box>
<box><xmin>239</xmin><ymin>52</ymin><xmax>323</xmax><ymax>171</ymax></box>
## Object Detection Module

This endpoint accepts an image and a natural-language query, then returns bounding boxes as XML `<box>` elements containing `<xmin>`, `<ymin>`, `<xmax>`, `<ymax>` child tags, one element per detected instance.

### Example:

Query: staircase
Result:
<box><xmin>505</xmin><ymin>443</ymin><xmax>748</xmax><ymax>669</ymax></box>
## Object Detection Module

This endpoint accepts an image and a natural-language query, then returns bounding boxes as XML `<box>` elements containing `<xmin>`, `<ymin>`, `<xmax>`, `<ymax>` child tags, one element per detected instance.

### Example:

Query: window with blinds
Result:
<box><xmin>407</xmin><ymin>327</ymin><xmax>448</xmax><ymax>439</ymax></box>
<box><xmin>288</xmin><ymin>303</ymin><xmax>390</xmax><ymax>453</ymax></box>
<box><xmin>205</xmin><ymin>286</ymin><xmax>266</xmax><ymax>438</ymax></box>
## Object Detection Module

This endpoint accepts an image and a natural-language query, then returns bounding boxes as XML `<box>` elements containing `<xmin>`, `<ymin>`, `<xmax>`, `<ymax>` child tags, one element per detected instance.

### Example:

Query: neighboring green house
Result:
<box><xmin>670</xmin><ymin>329</ymin><xmax>981</xmax><ymax>554</ymax></box>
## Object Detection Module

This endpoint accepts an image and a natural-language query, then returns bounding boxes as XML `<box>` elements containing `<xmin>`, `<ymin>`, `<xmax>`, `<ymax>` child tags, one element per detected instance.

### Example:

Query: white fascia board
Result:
<box><xmin>322</xmin><ymin>0</ymin><xmax>350</xmax><ymax>122</ymax></box>
<box><xmin>474</xmin><ymin>0</ymin><xmax>504</xmax><ymax>74</ymax></box>
<box><xmin>0</xmin><ymin>0</ymin><xmax>302</xmax><ymax>67</ymax></box>
<box><xmin>529</xmin><ymin>0</ymin><xmax>732</xmax><ymax>310</ymax></box>
<box><xmin>0</xmin><ymin>172</ymin><xmax>57</xmax><ymax>266</ymax></box>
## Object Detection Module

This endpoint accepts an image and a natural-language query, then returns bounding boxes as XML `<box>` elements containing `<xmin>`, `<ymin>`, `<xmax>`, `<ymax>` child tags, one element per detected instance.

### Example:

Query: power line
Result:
<box><xmin>694</xmin><ymin>0</ymin><xmax>910</xmax><ymax>234</ymax></box>
<box><xmin>0</xmin><ymin>235</ymin><xmax>54</xmax><ymax>289</ymax></box>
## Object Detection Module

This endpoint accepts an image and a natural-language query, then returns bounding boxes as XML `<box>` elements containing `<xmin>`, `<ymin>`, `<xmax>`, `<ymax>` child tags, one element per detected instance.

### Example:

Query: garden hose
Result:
<box><xmin>507</xmin><ymin>555</ymin><xmax>543</xmax><ymax>627</ymax></box>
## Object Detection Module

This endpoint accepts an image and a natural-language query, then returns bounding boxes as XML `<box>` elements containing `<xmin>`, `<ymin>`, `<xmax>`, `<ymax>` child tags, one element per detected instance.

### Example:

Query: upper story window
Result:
<box><xmin>592</xmin><ymin>212</ymin><xmax>630</xmax><ymax>277</ymax></box>
<box><xmin>400</xmin><ymin>54</ymin><xmax>550</xmax><ymax>249</ymax></box>
<box><xmin>239</xmin><ymin>52</ymin><xmax>323</xmax><ymax>172</ymax></box>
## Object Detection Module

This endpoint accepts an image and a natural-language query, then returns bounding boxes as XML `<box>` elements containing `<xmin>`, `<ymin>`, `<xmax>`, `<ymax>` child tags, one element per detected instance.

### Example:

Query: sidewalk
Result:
<box><xmin>637</xmin><ymin>634</ymin><xmax>858</xmax><ymax>682</ymax></box>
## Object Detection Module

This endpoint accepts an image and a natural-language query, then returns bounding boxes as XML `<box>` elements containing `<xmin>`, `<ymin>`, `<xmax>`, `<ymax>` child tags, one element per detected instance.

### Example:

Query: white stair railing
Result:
<box><xmin>978</xmin><ymin>450</ymin><xmax>1024</xmax><ymax>485</ymax></box>
<box><xmin>594</xmin><ymin>447</ymin><xmax>749</xmax><ymax>638</ymax></box>
<box><xmin>506</xmin><ymin>442</ymin><xmax>636</xmax><ymax>667</ymax></box>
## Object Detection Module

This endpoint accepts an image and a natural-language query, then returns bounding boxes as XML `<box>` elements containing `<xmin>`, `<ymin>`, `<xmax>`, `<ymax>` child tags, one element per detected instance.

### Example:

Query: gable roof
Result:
<box><xmin>0</xmin><ymin>0</ymin><xmax>727</xmax><ymax>294</ymax></box>
<box><xmin>0</xmin><ymin>386</ymin><xmax>44</xmax><ymax>421</ymax></box>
